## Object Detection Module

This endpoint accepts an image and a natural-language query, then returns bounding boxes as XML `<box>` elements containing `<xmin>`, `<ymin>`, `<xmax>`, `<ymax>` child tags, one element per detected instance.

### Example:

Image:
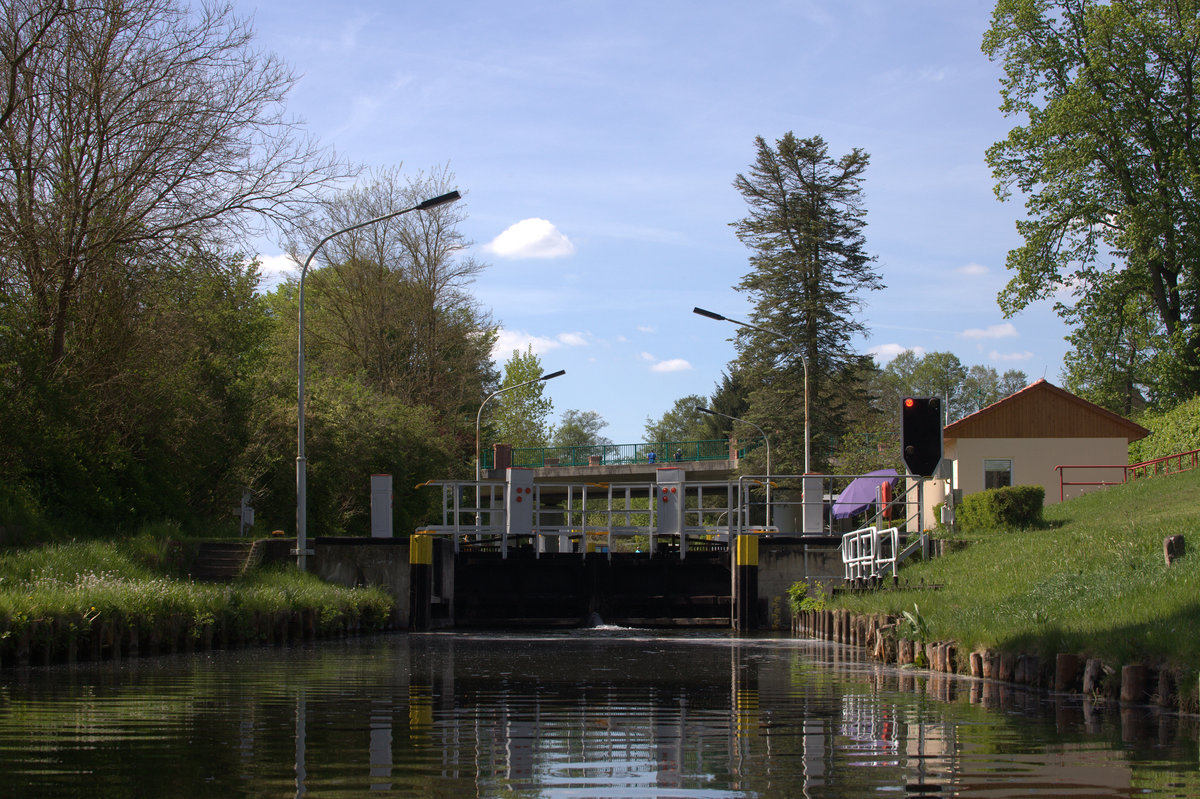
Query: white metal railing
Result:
<box><xmin>841</xmin><ymin>526</ymin><xmax>900</xmax><ymax>582</ymax></box>
<box><xmin>415</xmin><ymin>478</ymin><xmax>736</xmax><ymax>559</ymax></box>
<box><xmin>414</xmin><ymin>471</ymin><xmax>929</xmax><ymax>566</ymax></box>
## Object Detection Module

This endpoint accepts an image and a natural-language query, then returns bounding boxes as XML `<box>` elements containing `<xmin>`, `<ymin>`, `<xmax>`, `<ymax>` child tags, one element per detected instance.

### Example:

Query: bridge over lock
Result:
<box><xmin>379</xmin><ymin>457</ymin><xmax>933</xmax><ymax>632</ymax></box>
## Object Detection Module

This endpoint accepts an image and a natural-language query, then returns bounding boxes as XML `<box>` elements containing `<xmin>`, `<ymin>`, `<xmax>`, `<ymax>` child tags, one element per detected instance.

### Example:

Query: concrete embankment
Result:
<box><xmin>796</xmin><ymin>608</ymin><xmax>1197</xmax><ymax>713</ymax></box>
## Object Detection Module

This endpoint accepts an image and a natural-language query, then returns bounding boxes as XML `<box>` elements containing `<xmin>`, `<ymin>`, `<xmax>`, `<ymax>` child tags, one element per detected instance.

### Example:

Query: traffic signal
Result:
<box><xmin>901</xmin><ymin>397</ymin><xmax>943</xmax><ymax>477</ymax></box>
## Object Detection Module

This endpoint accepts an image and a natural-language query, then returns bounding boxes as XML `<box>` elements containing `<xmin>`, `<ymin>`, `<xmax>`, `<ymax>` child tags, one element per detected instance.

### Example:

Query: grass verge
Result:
<box><xmin>0</xmin><ymin>535</ymin><xmax>394</xmax><ymax>664</ymax></box>
<box><xmin>832</xmin><ymin>469</ymin><xmax>1200</xmax><ymax>680</ymax></box>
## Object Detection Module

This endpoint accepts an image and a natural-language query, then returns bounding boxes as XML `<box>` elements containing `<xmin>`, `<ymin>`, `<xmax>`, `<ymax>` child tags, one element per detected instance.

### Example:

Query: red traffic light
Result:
<box><xmin>904</xmin><ymin>397</ymin><xmax>915</xmax><ymax>408</ymax></box>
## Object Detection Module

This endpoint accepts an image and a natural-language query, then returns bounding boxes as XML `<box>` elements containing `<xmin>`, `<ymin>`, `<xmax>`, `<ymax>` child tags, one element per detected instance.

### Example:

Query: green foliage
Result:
<box><xmin>876</xmin><ymin>349</ymin><xmax>1028</xmax><ymax>423</ymax></box>
<box><xmin>785</xmin><ymin>580</ymin><xmax>809</xmax><ymax>616</ymax></box>
<box><xmin>1128</xmin><ymin>395</ymin><xmax>1200</xmax><ymax>464</ymax></box>
<box><xmin>784</xmin><ymin>580</ymin><xmax>830</xmax><ymax>614</ymax></box>
<box><xmin>1061</xmin><ymin>268</ymin><xmax>1158</xmax><ymax>415</ymax></box>
<box><xmin>644</xmin><ymin>394</ymin><xmax>710</xmax><ymax>443</ymax></box>
<box><xmin>0</xmin><ymin>253</ymin><xmax>271</xmax><ymax>533</ymax></box>
<box><xmin>0</xmin><ymin>538</ymin><xmax>394</xmax><ymax>649</ymax></box>
<box><xmin>900</xmin><ymin>603</ymin><xmax>930</xmax><ymax>644</ymax></box>
<box><xmin>554</xmin><ymin>409</ymin><xmax>612</xmax><ymax>448</ymax></box>
<box><xmin>246</xmin><ymin>373</ymin><xmax>458</xmax><ymax>536</ymax></box>
<box><xmin>490</xmin><ymin>347</ymin><xmax>555</xmax><ymax>449</ymax></box>
<box><xmin>984</xmin><ymin>0</ymin><xmax>1200</xmax><ymax>404</ymax></box>
<box><xmin>956</xmin><ymin>485</ymin><xmax>1045</xmax><ymax>533</ymax></box>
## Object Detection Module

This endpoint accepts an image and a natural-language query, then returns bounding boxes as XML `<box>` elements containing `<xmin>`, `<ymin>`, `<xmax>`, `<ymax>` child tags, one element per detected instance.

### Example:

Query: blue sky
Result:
<box><xmin>243</xmin><ymin>0</ymin><xmax>1070</xmax><ymax>443</ymax></box>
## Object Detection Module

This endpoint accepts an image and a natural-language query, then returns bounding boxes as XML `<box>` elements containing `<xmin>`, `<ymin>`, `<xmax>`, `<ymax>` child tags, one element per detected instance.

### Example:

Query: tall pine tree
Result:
<box><xmin>731</xmin><ymin>133</ymin><xmax>882</xmax><ymax>472</ymax></box>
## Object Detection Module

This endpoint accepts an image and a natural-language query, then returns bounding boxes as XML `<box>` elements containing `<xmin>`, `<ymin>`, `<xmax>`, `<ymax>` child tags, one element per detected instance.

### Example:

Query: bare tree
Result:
<box><xmin>0</xmin><ymin>0</ymin><xmax>348</xmax><ymax>369</ymax></box>
<box><xmin>0</xmin><ymin>0</ymin><xmax>72</xmax><ymax>131</ymax></box>
<box><xmin>290</xmin><ymin>165</ymin><xmax>495</xmax><ymax>413</ymax></box>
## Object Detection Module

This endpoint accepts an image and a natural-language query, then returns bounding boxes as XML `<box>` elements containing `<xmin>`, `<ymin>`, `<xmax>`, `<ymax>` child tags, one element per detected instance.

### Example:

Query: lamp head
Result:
<box><xmin>416</xmin><ymin>190</ymin><xmax>461</xmax><ymax>210</ymax></box>
<box><xmin>695</xmin><ymin>406</ymin><xmax>714</xmax><ymax>415</ymax></box>
<box><xmin>540</xmin><ymin>369</ymin><xmax>566</xmax><ymax>381</ymax></box>
<box><xmin>692</xmin><ymin>307</ymin><xmax>726</xmax><ymax>322</ymax></box>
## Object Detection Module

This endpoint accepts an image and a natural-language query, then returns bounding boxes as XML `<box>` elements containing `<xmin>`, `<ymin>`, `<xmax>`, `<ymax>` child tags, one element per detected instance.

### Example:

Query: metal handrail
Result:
<box><xmin>480</xmin><ymin>439</ymin><xmax>749</xmax><ymax>469</ymax></box>
<box><xmin>1054</xmin><ymin>449</ymin><xmax>1200</xmax><ymax>501</ymax></box>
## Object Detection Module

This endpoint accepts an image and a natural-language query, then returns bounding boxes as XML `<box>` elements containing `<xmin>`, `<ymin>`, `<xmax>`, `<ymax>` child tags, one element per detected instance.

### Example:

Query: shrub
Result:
<box><xmin>956</xmin><ymin>485</ymin><xmax>1044</xmax><ymax>533</ymax></box>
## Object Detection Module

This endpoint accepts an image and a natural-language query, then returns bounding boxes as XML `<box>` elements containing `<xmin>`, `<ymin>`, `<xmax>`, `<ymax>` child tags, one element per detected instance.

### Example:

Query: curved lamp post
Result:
<box><xmin>692</xmin><ymin>306</ymin><xmax>809</xmax><ymax>475</ymax></box>
<box><xmin>297</xmin><ymin>190</ymin><xmax>461</xmax><ymax>570</ymax></box>
<box><xmin>475</xmin><ymin>369</ymin><xmax>566</xmax><ymax>483</ymax></box>
<box><xmin>696</xmin><ymin>406</ymin><xmax>772</xmax><ymax>528</ymax></box>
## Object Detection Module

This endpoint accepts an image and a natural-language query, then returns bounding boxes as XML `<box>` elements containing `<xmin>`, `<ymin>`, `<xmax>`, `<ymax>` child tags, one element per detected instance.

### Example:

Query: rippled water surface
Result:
<box><xmin>0</xmin><ymin>630</ymin><xmax>1197</xmax><ymax>797</ymax></box>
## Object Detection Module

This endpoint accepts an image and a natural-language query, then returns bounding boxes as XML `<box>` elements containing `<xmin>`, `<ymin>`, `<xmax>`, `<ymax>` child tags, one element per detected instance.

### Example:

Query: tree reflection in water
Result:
<box><xmin>0</xmin><ymin>631</ymin><xmax>1196</xmax><ymax>798</ymax></box>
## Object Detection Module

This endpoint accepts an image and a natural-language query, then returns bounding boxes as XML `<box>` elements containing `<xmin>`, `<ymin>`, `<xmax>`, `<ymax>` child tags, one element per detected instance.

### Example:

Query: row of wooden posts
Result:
<box><xmin>795</xmin><ymin>608</ymin><xmax>1184</xmax><ymax>709</ymax></box>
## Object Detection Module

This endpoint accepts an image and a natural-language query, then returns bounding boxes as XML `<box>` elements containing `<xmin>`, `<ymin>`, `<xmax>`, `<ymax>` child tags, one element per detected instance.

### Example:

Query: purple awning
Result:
<box><xmin>831</xmin><ymin>469</ymin><xmax>899</xmax><ymax>519</ymax></box>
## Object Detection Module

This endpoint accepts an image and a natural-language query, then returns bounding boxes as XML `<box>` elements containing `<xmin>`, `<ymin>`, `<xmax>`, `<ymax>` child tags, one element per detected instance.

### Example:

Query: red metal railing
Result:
<box><xmin>1055</xmin><ymin>448</ymin><xmax>1200</xmax><ymax>502</ymax></box>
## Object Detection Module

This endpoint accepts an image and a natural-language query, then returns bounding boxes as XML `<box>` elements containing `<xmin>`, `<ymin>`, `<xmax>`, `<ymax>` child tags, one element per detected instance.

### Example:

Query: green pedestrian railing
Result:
<box><xmin>479</xmin><ymin>439</ymin><xmax>757</xmax><ymax>470</ymax></box>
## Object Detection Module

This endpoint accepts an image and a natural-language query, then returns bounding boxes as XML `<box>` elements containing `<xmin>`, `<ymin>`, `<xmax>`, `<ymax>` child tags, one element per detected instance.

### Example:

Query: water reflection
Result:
<box><xmin>0</xmin><ymin>631</ymin><xmax>1197</xmax><ymax>797</ymax></box>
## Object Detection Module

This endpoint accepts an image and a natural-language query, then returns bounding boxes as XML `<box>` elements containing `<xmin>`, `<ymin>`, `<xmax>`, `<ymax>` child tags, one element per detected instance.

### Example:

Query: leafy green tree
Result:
<box><xmin>0</xmin><ymin>251</ymin><xmax>271</xmax><ymax>529</ymax></box>
<box><xmin>910</xmin><ymin>352</ymin><xmax>968</xmax><ymax>421</ymax></box>
<box><xmin>0</xmin><ymin>0</ymin><xmax>345</xmax><ymax>533</ymax></box>
<box><xmin>553</xmin><ymin>410</ymin><xmax>612</xmax><ymax>449</ymax></box>
<box><xmin>984</xmin><ymin>0</ymin><xmax>1200</xmax><ymax>406</ymax></box>
<box><xmin>490</xmin><ymin>347</ymin><xmax>555</xmax><ymax>449</ymax></box>
<box><xmin>730</xmin><ymin>132</ymin><xmax>883</xmax><ymax>472</ymax></box>
<box><xmin>1060</xmin><ymin>267</ymin><xmax>1157</xmax><ymax>415</ymax></box>
<box><xmin>644</xmin><ymin>395</ymin><xmax>710</xmax><ymax>442</ymax></box>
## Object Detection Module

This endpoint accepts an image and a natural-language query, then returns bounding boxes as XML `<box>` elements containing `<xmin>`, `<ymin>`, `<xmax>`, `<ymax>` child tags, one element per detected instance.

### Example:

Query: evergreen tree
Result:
<box><xmin>730</xmin><ymin>133</ymin><xmax>882</xmax><ymax>472</ymax></box>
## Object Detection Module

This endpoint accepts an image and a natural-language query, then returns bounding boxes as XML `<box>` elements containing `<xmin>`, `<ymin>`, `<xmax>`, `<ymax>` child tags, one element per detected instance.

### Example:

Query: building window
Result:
<box><xmin>984</xmin><ymin>459</ymin><xmax>1012</xmax><ymax>490</ymax></box>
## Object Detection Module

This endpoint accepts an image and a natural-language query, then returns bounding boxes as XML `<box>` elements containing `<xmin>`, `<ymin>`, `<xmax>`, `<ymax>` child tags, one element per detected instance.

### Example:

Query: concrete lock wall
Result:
<box><xmin>758</xmin><ymin>543</ymin><xmax>842</xmax><ymax>630</ymax></box>
<box><xmin>310</xmin><ymin>538</ymin><xmax>414</xmax><ymax>628</ymax></box>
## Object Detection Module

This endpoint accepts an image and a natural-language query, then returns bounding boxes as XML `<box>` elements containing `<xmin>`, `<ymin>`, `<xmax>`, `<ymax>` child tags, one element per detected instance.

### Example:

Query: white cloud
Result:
<box><xmin>557</xmin><ymin>332</ymin><xmax>588</xmax><ymax>347</ymax></box>
<box><xmin>989</xmin><ymin>350</ymin><xmax>1034</xmax><ymax>362</ymax></box>
<box><xmin>637</xmin><ymin>325</ymin><xmax>655</xmax><ymax>333</ymax></box>
<box><xmin>639</xmin><ymin>351</ymin><xmax>656</xmax><ymax>362</ymax></box>
<box><xmin>491</xmin><ymin>328</ymin><xmax>588</xmax><ymax>360</ymax></box>
<box><xmin>484</xmin><ymin>218</ymin><xmax>576</xmax><ymax>259</ymax></box>
<box><xmin>868</xmin><ymin>343</ymin><xmax>924</xmax><ymax>363</ymax></box>
<box><xmin>255</xmin><ymin>253</ymin><xmax>299</xmax><ymax>277</ymax></box>
<box><xmin>956</xmin><ymin>262</ymin><xmax>989</xmax><ymax>276</ymax></box>
<box><xmin>962</xmin><ymin>323</ymin><xmax>1018</xmax><ymax>339</ymax></box>
<box><xmin>650</xmin><ymin>358</ymin><xmax>692</xmax><ymax>373</ymax></box>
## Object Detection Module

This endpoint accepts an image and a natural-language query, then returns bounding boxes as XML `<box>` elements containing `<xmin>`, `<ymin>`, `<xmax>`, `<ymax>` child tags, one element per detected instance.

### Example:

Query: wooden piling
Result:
<box><xmin>1082</xmin><ymin>658</ymin><xmax>1105</xmax><ymax>696</ymax></box>
<box><xmin>1120</xmin><ymin>664</ymin><xmax>1147</xmax><ymax>703</ymax></box>
<box><xmin>1055</xmin><ymin>653</ymin><xmax>1080</xmax><ymax>692</ymax></box>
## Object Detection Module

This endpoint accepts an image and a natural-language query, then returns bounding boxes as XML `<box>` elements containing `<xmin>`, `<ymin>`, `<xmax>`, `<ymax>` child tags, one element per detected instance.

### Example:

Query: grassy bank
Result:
<box><xmin>0</xmin><ymin>536</ymin><xmax>394</xmax><ymax>666</ymax></box>
<box><xmin>832</xmin><ymin>468</ymin><xmax>1200</xmax><ymax>686</ymax></box>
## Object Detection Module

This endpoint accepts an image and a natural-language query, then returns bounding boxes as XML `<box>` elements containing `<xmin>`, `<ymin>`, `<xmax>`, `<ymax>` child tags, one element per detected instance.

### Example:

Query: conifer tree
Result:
<box><xmin>730</xmin><ymin>133</ymin><xmax>882</xmax><ymax>472</ymax></box>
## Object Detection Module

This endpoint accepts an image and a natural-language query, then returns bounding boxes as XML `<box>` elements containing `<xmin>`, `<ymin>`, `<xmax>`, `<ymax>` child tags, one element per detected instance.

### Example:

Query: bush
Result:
<box><xmin>957</xmin><ymin>485</ymin><xmax>1044</xmax><ymax>533</ymax></box>
<box><xmin>1129</xmin><ymin>395</ymin><xmax>1200</xmax><ymax>464</ymax></box>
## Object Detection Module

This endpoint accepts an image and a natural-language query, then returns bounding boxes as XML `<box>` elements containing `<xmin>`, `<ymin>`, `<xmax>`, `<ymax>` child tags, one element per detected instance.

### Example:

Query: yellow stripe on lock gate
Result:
<box><xmin>735</xmin><ymin>534</ymin><xmax>759</xmax><ymax>567</ymax></box>
<box><xmin>409</xmin><ymin>534</ymin><xmax>434</xmax><ymax>565</ymax></box>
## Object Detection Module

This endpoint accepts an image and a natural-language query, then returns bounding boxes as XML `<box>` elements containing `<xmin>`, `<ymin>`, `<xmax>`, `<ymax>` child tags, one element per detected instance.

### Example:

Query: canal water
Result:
<box><xmin>0</xmin><ymin>629</ymin><xmax>1197</xmax><ymax>798</ymax></box>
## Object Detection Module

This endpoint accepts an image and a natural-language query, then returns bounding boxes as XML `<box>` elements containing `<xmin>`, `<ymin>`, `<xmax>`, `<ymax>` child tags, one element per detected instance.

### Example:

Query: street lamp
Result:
<box><xmin>296</xmin><ymin>190</ymin><xmax>462</xmax><ymax>571</ymax></box>
<box><xmin>475</xmin><ymin>369</ymin><xmax>566</xmax><ymax>483</ymax></box>
<box><xmin>696</xmin><ymin>406</ymin><xmax>772</xmax><ymax>527</ymax></box>
<box><xmin>692</xmin><ymin>306</ymin><xmax>809</xmax><ymax>475</ymax></box>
